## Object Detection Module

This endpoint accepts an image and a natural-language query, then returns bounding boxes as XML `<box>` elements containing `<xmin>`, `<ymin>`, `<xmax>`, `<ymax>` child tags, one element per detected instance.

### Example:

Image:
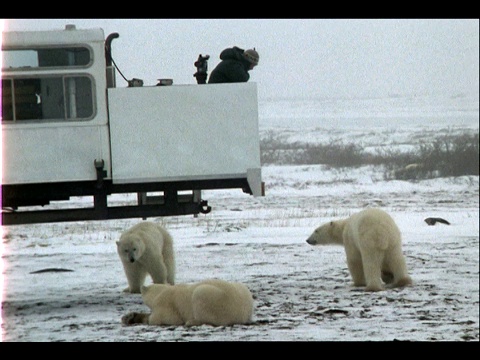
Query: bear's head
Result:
<box><xmin>116</xmin><ymin>235</ymin><xmax>146</xmax><ymax>263</ymax></box>
<box><xmin>306</xmin><ymin>220</ymin><xmax>345</xmax><ymax>246</ymax></box>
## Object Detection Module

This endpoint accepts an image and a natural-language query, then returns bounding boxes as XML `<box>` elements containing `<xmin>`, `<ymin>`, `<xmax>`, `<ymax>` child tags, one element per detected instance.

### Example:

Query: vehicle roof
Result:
<box><xmin>2</xmin><ymin>26</ymin><xmax>105</xmax><ymax>47</ymax></box>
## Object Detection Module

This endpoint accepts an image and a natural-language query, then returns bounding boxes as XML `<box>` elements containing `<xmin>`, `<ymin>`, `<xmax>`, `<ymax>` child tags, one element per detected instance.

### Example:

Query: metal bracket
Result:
<box><xmin>199</xmin><ymin>200</ymin><xmax>212</xmax><ymax>214</ymax></box>
<box><xmin>94</xmin><ymin>159</ymin><xmax>107</xmax><ymax>187</ymax></box>
<box><xmin>93</xmin><ymin>159</ymin><xmax>108</xmax><ymax>219</ymax></box>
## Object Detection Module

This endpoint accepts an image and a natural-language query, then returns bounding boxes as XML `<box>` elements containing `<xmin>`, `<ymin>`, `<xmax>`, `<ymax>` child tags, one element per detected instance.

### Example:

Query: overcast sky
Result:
<box><xmin>3</xmin><ymin>19</ymin><xmax>479</xmax><ymax>100</ymax></box>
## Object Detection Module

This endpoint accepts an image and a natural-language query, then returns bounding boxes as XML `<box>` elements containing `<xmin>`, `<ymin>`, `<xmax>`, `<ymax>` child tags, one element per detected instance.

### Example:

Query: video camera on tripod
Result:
<box><xmin>193</xmin><ymin>54</ymin><xmax>210</xmax><ymax>84</ymax></box>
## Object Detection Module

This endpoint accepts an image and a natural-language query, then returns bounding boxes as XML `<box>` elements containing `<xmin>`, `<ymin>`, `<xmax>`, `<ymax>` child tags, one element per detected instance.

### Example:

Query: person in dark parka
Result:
<box><xmin>208</xmin><ymin>46</ymin><xmax>259</xmax><ymax>84</ymax></box>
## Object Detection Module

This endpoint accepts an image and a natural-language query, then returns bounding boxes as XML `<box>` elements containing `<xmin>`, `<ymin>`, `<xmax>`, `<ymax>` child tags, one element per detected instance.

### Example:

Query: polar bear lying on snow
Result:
<box><xmin>121</xmin><ymin>279</ymin><xmax>254</xmax><ymax>326</ymax></box>
<box><xmin>306</xmin><ymin>208</ymin><xmax>412</xmax><ymax>292</ymax></box>
<box><xmin>117</xmin><ymin>221</ymin><xmax>175</xmax><ymax>293</ymax></box>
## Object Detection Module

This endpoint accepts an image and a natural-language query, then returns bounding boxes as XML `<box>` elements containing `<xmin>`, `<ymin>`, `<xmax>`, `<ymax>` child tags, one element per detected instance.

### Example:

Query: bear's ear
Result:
<box><xmin>330</xmin><ymin>221</ymin><xmax>334</xmax><ymax>226</ymax></box>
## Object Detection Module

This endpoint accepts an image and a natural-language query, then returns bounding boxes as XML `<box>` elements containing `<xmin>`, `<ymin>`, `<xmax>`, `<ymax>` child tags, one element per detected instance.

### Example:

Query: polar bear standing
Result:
<box><xmin>306</xmin><ymin>208</ymin><xmax>412</xmax><ymax>292</ymax></box>
<box><xmin>117</xmin><ymin>221</ymin><xmax>175</xmax><ymax>293</ymax></box>
<box><xmin>121</xmin><ymin>279</ymin><xmax>254</xmax><ymax>326</ymax></box>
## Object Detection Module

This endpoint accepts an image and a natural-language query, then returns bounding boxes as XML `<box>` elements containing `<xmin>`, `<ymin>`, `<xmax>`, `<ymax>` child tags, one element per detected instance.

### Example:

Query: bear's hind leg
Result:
<box><xmin>393</xmin><ymin>276</ymin><xmax>412</xmax><ymax>288</ymax></box>
<box><xmin>148</xmin><ymin>307</ymin><xmax>185</xmax><ymax>326</ymax></box>
<box><xmin>361</xmin><ymin>251</ymin><xmax>384</xmax><ymax>292</ymax></box>
<box><xmin>190</xmin><ymin>284</ymin><xmax>228</xmax><ymax>326</ymax></box>
<box><xmin>385</xmin><ymin>247</ymin><xmax>412</xmax><ymax>288</ymax></box>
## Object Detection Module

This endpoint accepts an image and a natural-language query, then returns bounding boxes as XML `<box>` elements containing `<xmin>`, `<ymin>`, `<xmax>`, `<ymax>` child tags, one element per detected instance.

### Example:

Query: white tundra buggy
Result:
<box><xmin>1</xmin><ymin>25</ymin><xmax>263</xmax><ymax>225</ymax></box>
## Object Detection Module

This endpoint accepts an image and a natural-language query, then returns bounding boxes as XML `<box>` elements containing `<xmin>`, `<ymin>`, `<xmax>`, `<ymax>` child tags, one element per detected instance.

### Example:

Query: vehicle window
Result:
<box><xmin>2</xmin><ymin>75</ymin><xmax>94</xmax><ymax>122</ymax></box>
<box><xmin>2</xmin><ymin>47</ymin><xmax>91</xmax><ymax>69</ymax></box>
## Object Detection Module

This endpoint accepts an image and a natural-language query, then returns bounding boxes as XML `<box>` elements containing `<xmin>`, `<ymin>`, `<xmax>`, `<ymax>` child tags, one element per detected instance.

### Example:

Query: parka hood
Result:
<box><xmin>219</xmin><ymin>46</ymin><xmax>246</xmax><ymax>62</ymax></box>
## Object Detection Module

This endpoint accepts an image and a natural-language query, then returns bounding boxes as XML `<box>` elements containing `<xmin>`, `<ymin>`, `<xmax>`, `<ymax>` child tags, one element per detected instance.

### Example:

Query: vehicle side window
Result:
<box><xmin>1</xmin><ymin>75</ymin><xmax>94</xmax><ymax>122</ymax></box>
<box><xmin>2</xmin><ymin>47</ymin><xmax>91</xmax><ymax>69</ymax></box>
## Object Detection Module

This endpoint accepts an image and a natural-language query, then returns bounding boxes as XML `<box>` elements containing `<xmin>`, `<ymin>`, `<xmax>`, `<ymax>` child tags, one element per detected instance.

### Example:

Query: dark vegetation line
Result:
<box><xmin>261</xmin><ymin>132</ymin><xmax>479</xmax><ymax>180</ymax></box>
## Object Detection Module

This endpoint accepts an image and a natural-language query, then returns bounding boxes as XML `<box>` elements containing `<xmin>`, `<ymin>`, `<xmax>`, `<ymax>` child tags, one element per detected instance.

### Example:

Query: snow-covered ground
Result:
<box><xmin>1</xmin><ymin>94</ymin><xmax>479</xmax><ymax>341</ymax></box>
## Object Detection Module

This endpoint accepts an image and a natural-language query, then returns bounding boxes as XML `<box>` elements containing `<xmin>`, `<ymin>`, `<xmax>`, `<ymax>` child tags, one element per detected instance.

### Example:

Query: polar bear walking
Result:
<box><xmin>121</xmin><ymin>279</ymin><xmax>254</xmax><ymax>327</ymax></box>
<box><xmin>117</xmin><ymin>221</ymin><xmax>175</xmax><ymax>293</ymax></box>
<box><xmin>306</xmin><ymin>208</ymin><xmax>412</xmax><ymax>292</ymax></box>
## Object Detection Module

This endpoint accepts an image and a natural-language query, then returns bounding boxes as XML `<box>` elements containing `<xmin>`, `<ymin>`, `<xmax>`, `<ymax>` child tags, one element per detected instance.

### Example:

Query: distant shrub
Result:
<box><xmin>419</xmin><ymin>133</ymin><xmax>479</xmax><ymax>177</ymax></box>
<box><xmin>303</xmin><ymin>141</ymin><xmax>365</xmax><ymax>167</ymax></box>
<box><xmin>260</xmin><ymin>130</ymin><xmax>303</xmax><ymax>165</ymax></box>
<box><xmin>260</xmin><ymin>131</ymin><xmax>479</xmax><ymax>180</ymax></box>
